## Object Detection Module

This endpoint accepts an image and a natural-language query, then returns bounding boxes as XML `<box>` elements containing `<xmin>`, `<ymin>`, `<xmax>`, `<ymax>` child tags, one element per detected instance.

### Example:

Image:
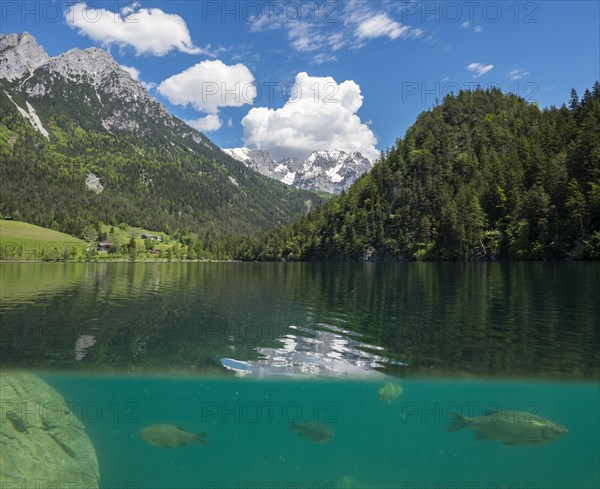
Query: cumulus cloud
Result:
<box><xmin>467</xmin><ymin>62</ymin><xmax>494</xmax><ymax>78</ymax></box>
<box><xmin>241</xmin><ymin>72</ymin><xmax>378</xmax><ymax>161</ymax></box>
<box><xmin>508</xmin><ymin>68</ymin><xmax>530</xmax><ymax>80</ymax></box>
<box><xmin>157</xmin><ymin>60</ymin><xmax>256</xmax><ymax>114</ymax></box>
<box><xmin>66</xmin><ymin>3</ymin><xmax>205</xmax><ymax>56</ymax></box>
<box><xmin>185</xmin><ymin>114</ymin><xmax>222</xmax><ymax>132</ymax></box>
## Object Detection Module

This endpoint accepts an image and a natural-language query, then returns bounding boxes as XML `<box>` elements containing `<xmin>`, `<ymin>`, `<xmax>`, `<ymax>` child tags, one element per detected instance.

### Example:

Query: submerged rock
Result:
<box><xmin>0</xmin><ymin>372</ymin><xmax>99</xmax><ymax>488</ymax></box>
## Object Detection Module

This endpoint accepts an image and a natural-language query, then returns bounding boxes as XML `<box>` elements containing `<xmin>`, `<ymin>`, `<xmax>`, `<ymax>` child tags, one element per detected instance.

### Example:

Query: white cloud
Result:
<box><xmin>66</xmin><ymin>3</ymin><xmax>204</xmax><ymax>56</ymax></box>
<box><xmin>356</xmin><ymin>13</ymin><xmax>410</xmax><ymax>40</ymax></box>
<box><xmin>462</xmin><ymin>21</ymin><xmax>482</xmax><ymax>33</ymax></box>
<box><xmin>157</xmin><ymin>60</ymin><xmax>256</xmax><ymax>114</ymax></box>
<box><xmin>186</xmin><ymin>114</ymin><xmax>222</xmax><ymax>132</ymax></box>
<box><xmin>508</xmin><ymin>68</ymin><xmax>530</xmax><ymax>80</ymax></box>
<box><xmin>311</xmin><ymin>53</ymin><xmax>338</xmax><ymax>65</ymax></box>
<box><xmin>227</xmin><ymin>118</ymin><xmax>233</xmax><ymax>128</ymax></box>
<box><xmin>249</xmin><ymin>2</ymin><xmax>423</xmax><ymax>59</ymax></box>
<box><xmin>241</xmin><ymin>72</ymin><xmax>378</xmax><ymax>161</ymax></box>
<box><xmin>120</xmin><ymin>64</ymin><xmax>156</xmax><ymax>90</ymax></box>
<box><xmin>467</xmin><ymin>62</ymin><xmax>494</xmax><ymax>78</ymax></box>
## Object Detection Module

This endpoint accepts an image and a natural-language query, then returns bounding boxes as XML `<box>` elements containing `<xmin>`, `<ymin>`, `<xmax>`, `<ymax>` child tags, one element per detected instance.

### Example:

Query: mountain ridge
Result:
<box><xmin>0</xmin><ymin>33</ymin><xmax>321</xmax><ymax>252</ymax></box>
<box><xmin>223</xmin><ymin>147</ymin><xmax>373</xmax><ymax>194</ymax></box>
<box><xmin>239</xmin><ymin>85</ymin><xmax>600</xmax><ymax>261</ymax></box>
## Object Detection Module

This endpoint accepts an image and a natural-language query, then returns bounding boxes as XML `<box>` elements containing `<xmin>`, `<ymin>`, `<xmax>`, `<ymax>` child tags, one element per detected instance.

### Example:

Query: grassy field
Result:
<box><xmin>0</xmin><ymin>220</ymin><xmax>87</xmax><ymax>259</ymax></box>
<box><xmin>0</xmin><ymin>220</ymin><xmax>195</xmax><ymax>261</ymax></box>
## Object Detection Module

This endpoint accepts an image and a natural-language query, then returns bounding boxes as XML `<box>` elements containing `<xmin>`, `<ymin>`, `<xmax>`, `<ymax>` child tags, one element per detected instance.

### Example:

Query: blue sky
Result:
<box><xmin>3</xmin><ymin>1</ymin><xmax>599</xmax><ymax>160</ymax></box>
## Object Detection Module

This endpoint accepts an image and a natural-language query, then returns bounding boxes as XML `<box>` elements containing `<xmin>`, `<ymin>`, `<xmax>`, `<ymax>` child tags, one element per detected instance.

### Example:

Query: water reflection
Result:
<box><xmin>221</xmin><ymin>323</ymin><xmax>401</xmax><ymax>378</ymax></box>
<box><xmin>1</xmin><ymin>262</ymin><xmax>598</xmax><ymax>379</ymax></box>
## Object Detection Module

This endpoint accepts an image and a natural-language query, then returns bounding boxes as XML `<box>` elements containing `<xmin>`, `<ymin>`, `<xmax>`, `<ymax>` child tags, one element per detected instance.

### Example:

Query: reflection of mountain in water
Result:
<box><xmin>221</xmin><ymin>323</ymin><xmax>403</xmax><ymax>378</ymax></box>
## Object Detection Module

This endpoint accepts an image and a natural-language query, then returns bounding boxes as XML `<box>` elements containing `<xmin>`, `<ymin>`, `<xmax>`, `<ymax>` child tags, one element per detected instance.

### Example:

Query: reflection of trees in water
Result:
<box><xmin>0</xmin><ymin>262</ymin><xmax>598</xmax><ymax>379</ymax></box>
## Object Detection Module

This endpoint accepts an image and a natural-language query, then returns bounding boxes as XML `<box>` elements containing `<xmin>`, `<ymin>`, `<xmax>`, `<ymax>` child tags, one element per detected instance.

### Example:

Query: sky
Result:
<box><xmin>2</xmin><ymin>0</ymin><xmax>599</xmax><ymax>161</ymax></box>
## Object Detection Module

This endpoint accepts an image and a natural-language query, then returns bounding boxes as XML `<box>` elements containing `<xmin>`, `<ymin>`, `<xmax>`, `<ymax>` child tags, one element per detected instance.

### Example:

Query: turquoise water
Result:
<box><xmin>1</xmin><ymin>262</ymin><xmax>599</xmax><ymax>488</ymax></box>
<box><xmin>41</xmin><ymin>375</ymin><xmax>599</xmax><ymax>489</ymax></box>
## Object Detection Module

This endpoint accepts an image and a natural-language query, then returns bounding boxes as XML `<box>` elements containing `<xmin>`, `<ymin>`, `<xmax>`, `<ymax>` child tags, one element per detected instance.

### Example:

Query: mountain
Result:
<box><xmin>0</xmin><ymin>33</ymin><xmax>321</xmax><ymax>250</ymax></box>
<box><xmin>0</xmin><ymin>33</ymin><xmax>49</xmax><ymax>81</ymax></box>
<box><xmin>223</xmin><ymin>147</ymin><xmax>373</xmax><ymax>194</ymax></box>
<box><xmin>239</xmin><ymin>85</ymin><xmax>600</xmax><ymax>261</ymax></box>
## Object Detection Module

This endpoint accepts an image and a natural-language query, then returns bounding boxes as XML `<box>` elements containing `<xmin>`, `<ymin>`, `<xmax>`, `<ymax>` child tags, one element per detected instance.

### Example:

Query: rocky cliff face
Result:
<box><xmin>0</xmin><ymin>32</ymin><xmax>49</xmax><ymax>81</ymax></box>
<box><xmin>223</xmin><ymin>148</ymin><xmax>372</xmax><ymax>194</ymax></box>
<box><xmin>0</xmin><ymin>33</ymin><xmax>211</xmax><ymax>147</ymax></box>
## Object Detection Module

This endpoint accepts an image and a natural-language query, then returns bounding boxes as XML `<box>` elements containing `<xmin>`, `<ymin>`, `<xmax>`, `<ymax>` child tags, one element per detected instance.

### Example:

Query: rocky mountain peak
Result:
<box><xmin>45</xmin><ymin>47</ymin><xmax>127</xmax><ymax>85</ymax></box>
<box><xmin>0</xmin><ymin>32</ymin><xmax>50</xmax><ymax>81</ymax></box>
<box><xmin>224</xmin><ymin>147</ymin><xmax>373</xmax><ymax>194</ymax></box>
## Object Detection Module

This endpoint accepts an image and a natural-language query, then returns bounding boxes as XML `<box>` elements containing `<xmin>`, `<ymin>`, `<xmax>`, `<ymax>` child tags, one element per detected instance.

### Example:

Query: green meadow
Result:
<box><xmin>0</xmin><ymin>220</ymin><xmax>87</xmax><ymax>260</ymax></box>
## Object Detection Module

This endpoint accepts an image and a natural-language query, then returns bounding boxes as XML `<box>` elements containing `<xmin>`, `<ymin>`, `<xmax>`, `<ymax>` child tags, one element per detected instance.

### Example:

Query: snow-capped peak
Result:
<box><xmin>224</xmin><ymin>148</ymin><xmax>372</xmax><ymax>194</ymax></box>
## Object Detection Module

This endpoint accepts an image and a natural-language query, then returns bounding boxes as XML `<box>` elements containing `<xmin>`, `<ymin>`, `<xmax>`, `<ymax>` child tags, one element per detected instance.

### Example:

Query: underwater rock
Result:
<box><xmin>0</xmin><ymin>372</ymin><xmax>99</xmax><ymax>488</ymax></box>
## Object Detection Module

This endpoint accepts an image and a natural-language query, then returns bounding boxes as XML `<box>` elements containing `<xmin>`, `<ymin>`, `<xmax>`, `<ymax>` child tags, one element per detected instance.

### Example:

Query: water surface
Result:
<box><xmin>1</xmin><ymin>262</ymin><xmax>598</xmax><ymax>378</ymax></box>
<box><xmin>1</xmin><ymin>262</ymin><xmax>598</xmax><ymax>488</ymax></box>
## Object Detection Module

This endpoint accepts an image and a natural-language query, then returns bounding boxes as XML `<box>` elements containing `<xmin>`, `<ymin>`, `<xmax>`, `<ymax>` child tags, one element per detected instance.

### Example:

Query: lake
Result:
<box><xmin>1</xmin><ymin>262</ymin><xmax>599</xmax><ymax>488</ymax></box>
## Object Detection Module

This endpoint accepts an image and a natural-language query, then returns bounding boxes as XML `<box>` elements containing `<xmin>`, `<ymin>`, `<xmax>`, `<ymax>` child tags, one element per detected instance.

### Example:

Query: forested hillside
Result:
<box><xmin>240</xmin><ymin>85</ymin><xmax>600</xmax><ymax>261</ymax></box>
<box><xmin>0</xmin><ymin>35</ymin><xmax>320</xmax><ymax>254</ymax></box>
<box><xmin>0</xmin><ymin>103</ymin><xmax>317</xmax><ymax>237</ymax></box>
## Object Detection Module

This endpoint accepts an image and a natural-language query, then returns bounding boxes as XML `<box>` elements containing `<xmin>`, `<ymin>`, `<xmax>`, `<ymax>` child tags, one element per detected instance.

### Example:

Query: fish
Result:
<box><xmin>446</xmin><ymin>410</ymin><xmax>567</xmax><ymax>446</ymax></box>
<box><xmin>377</xmin><ymin>381</ymin><xmax>403</xmax><ymax>404</ymax></box>
<box><xmin>289</xmin><ymin>421</ymin><xmax>334</xmax><ymax>444</ymax></box>
<box><xmin>138</xmin><ymin>424</ymin><xmax>207</xmax><ymax>448</ymax></box>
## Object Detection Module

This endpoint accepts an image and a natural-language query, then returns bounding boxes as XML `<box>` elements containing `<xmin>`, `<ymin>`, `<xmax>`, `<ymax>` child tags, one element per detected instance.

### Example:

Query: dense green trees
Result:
<box><xmin>241</xmin><ymin>85</ymin><xmax>600</xmax><ymax>261</ymax></box>
<box><xmin>0</xmin><ymin>92</ymin><xmax>320</xmax><ymax>258</ymax></box>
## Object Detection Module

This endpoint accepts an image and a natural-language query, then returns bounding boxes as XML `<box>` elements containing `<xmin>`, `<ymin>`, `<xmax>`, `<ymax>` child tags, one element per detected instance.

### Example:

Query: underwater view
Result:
<box><xmin>1</xmin><ymin>262</ymin><xmax>599</xmax><ymax>488</ymax></box>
